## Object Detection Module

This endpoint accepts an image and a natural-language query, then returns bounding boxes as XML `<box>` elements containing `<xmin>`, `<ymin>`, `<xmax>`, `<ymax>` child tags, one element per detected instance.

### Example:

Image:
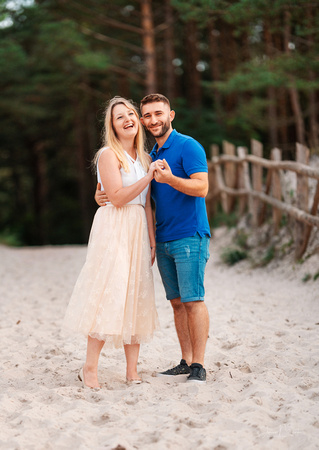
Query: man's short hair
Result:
<box><xmin>140</xmin><ymin>93</ymin><xmax>170</xmax><ymax>111</ymax></box>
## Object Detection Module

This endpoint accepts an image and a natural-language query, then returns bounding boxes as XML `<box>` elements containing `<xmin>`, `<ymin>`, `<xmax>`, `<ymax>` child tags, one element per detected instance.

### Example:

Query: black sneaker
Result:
<box><xmin>187</xmin><ymin>363</ymin><xmax>206</xmax><ymax>383</ymax></box>
<box><xmin>156</xmin><ymin>359</ymin><xmax>191</xmax><ymax>377</ymax></box>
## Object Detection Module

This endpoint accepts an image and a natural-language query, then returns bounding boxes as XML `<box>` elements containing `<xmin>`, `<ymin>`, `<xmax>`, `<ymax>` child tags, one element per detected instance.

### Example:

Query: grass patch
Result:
<box><xmin>313</xmin><ymin>271</ymin><xmax>319</xmax><ymax>281</ymax></box>
<box><xmin>279</xmin><ymin>239</ymin><xmax>293</xmax><ymax>256</ymax></box>
<box><xmin>210</xmin><ymin>209</ymin><xmax>238</xmax><ymax>229</ymax></box>
<box><xmin>302</xmin><ymin>273</ymin><xmax>311</xmax><ymax>283</ymax></box>
<box><xmin>260</xmin><ymin>245</ymin><xmax>276</xmax><ymax>266</ymax></box>
<box><xmin>221</xmin><ymin>247</ymin><xmax>248</xmax><ymax>266</ymax></box>
<box><xmin>0</xmin><ymin>230</ymin><xmax>22</xmax><ymax>247</ymax></box>
<box><xmin>234</xmin><ymin>230</ymin><xmax>249</xmax><ymax>250</ymax></box>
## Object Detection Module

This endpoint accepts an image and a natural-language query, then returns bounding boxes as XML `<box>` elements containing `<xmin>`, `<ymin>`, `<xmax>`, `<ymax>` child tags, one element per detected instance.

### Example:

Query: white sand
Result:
<box><xmin>1</xmin><ymin>228</ymin><xmax>319</xmax><ymax>450</ymax></box>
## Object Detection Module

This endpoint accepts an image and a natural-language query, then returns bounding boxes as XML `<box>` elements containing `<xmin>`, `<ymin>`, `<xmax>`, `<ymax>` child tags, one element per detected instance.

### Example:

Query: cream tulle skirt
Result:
<box><xmin>63</xmin><ymin>204</ymin><xmax>159</xmax><ymax>348</ymax></box>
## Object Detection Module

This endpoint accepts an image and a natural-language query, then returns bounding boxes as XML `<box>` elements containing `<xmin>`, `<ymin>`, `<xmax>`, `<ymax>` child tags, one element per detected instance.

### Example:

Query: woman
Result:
<box><xmin>63</xmin><ymin>97</ymin><xmax>159</xmax><ymax>389</ymax></box>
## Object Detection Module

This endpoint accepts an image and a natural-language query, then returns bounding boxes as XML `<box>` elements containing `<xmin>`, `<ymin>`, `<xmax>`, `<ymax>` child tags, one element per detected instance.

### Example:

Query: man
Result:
<box><xmin>96</xmin><ymin>94</ymin><xmax>210</xmax><ymax>383</ymax></box>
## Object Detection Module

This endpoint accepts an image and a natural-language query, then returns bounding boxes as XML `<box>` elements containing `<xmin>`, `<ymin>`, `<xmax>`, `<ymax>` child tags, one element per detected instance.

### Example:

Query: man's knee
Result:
<box><xmin>170</xmin><ymin>298</ymin><xmax>183</xmax><ymax>312</ymax></box>
<box><xmin>184</xmin><ymin>300</ymin><xmax>206</xmax><ymax>314</ymax></box>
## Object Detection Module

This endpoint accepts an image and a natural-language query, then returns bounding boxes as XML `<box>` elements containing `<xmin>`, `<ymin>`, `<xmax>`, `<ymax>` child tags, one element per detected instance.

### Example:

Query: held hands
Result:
<box><xmin>154</xmin><ymin>159</ymin><xmax>172</xmax><ymax>184</ymax></box>
<box><xmin>147</xmin><ymin>161</ymin><xmax>157</xmax><ymax>179</ymax></box>
<box><xmin>95</xmin><ymin>162</ymin><xmax>156</xmax><ymax>207</ymax></box>
<box><xmin>94</xmin><ymin>159</ymin><xmax>172</xmax><ymax>208</ymax></box>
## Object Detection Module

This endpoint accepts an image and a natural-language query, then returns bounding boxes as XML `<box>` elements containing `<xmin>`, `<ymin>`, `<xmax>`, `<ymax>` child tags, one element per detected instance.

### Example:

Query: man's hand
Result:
<box><xmin>154</xmin><ymin>159</ymin><xmax>172</xmax><ymax>184</ymax></box>
<box><xmin>154</xmin><ymin>159</ymin><xmax>208</xmax><ymax>197</ymax></box>
<box><xmin>95</xmin><ymin>182</ymin><xmax>108</xmax><ymax>206</ymax></box>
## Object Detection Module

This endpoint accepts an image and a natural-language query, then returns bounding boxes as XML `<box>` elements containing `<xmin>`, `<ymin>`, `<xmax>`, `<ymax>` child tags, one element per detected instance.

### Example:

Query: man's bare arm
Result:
<box><xmin>154</xmin><ymin>159</ymin><xmax>208</xmax><ymax>197</ymax></box>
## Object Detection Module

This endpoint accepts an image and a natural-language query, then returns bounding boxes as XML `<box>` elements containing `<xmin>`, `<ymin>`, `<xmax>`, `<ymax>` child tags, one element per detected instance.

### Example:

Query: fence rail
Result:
<box><xmin>206</xmin><ymin>140</ymin><xmax>319</xmax><ymax>259</ymax></box>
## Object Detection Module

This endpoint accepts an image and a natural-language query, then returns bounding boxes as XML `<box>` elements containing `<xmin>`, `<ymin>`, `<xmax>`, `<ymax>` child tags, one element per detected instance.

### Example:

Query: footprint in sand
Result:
<box><xmin>91</xmin><ymin>413</ymin><xmax>110</xmax><ymax>425</ymax></box>
<box><xmin>239</xmin><ymin>364</ymin><xmax>252</xmax><ymax>373</ymax></box>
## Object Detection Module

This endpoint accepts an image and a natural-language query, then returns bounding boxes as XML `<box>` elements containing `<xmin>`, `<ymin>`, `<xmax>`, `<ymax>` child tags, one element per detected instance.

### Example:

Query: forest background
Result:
<box><xmin>1</xmin><ymin>0</ymin><xmax>319</xmax><ymax>246</ymax></box>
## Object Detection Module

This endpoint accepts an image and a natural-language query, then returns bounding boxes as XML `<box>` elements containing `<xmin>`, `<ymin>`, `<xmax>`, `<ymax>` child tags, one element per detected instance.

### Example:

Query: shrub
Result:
<box><xmin>221</xmin><ymin>247</ymin><xmax>248</xmax><ymax>266</ymax></box>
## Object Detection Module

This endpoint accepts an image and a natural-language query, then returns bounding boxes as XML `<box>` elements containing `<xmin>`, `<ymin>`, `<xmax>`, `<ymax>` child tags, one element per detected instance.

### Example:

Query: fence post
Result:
<box><xmin>238</xmin><ymin>146</ymin><xmax>253</xmax><ymax>219</ymax></box>
<box><xmin>215</xmin><ymin>165</ymin><xmax>228</xmax><ymax>213</ymax></box>
<box><xmin>297</xmin><ymin>180</ymin><xmax>319</xmax><ymax>258</ymax></box>
<box><xmin>210</xmin><ymin>144</ymin><xmax>219</xmax><ymax>159</ymax></box>
<box><xmin>223</xmin><ymin>141</ymin><xmax>237</xmax><ymax>213</ymax></box>
<box><xmin>251</xmin><ymin>139</ymin><xmax>263</xmax><ymax>226</ymax></box>
<box><xmin>271</xmin><ymin>148</ymin><xmax>282</xmax><ymax>233</ymax></box>
<box><xmin>237</xmin><ymin>148</ymin><xmax>247</xmax><ymax>216</ymax></box>
<box><xmin>206</xmin><ymin>144</ymin><xmax>220</xmax><ymax>219</ymax></box>
<box><xmin>258</xmin><ymin>169</ymin><xmax>272</xmax><ymax>226</ymax></box>
<box><xmin>295</xmin><ymin>143</ymin><xmax>310</xmax><ymax>259</ymax></box>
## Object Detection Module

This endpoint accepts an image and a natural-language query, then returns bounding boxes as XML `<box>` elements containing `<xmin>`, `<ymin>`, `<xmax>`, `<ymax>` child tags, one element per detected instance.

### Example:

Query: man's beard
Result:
<box><xmin>149</xmin><ymin>119</ymin><xmax>170</xmax><ymax>138</ymax></box>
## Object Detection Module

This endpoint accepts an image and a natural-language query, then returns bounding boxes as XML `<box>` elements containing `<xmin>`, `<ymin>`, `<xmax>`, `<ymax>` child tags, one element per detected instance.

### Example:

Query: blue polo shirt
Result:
<box><xmin>150</xmin><ymin>130</ymin><xmax>211</xmax><ymax>243</ymax></box>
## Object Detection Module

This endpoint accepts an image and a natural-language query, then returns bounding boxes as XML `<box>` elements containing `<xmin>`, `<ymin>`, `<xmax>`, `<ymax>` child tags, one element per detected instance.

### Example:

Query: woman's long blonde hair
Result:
<box><xmin>93</xmin><ymin>96</ymin><xmax>149</xmax><ymax>172</ymax></box>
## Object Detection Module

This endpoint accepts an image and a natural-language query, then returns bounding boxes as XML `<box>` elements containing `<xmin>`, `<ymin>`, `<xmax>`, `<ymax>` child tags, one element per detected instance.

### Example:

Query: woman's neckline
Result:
<box><xmin>124</xmin><ymin>150</ymin><xmax>138</xmax><ymax>162</ymax></box>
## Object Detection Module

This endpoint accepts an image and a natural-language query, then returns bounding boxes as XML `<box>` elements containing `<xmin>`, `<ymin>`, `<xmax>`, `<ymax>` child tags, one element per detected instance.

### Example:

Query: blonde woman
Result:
<box><xmin>63</xmin><ymin>97</ymin><xmax>159</xmax><ymax>389</ymax></box>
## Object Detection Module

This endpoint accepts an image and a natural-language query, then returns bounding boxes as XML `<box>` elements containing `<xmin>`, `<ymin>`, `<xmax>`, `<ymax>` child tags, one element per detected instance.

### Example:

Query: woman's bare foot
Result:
<box><xmin>126</xmin><ymin>369</ymin><xmax>141</xmax><ymax>383</ymax></box>
<box><xmin>82</xmin><ymin>365</ymin><xmax>100</xmax><ymax>389</ymax></box>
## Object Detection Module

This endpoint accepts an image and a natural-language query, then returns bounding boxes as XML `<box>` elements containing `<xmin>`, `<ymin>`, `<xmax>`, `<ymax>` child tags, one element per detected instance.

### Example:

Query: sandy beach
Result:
<box><xmin>1</xmin><ymin>227</ymin><xmax>319</xmax><ymax>450</ymax></box>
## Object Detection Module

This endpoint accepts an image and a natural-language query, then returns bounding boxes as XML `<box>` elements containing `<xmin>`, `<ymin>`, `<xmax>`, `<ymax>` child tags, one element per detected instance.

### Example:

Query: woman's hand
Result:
<box><xmin>95</xmin><ymin>182</ymin><xmax>109</xmax><ymax>206</ymax></box>
<box><xmin>147</xmin><ymin>161</ymin><xmax>157</xmax><ymax>179</ymax></box>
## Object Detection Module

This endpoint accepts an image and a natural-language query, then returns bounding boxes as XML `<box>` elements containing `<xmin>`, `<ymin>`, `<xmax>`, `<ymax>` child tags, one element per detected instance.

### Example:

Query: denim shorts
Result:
<box><xmin>156</xmin><ymin>233</ymin><xmax>210</xmax><ymax>303</ymax></box>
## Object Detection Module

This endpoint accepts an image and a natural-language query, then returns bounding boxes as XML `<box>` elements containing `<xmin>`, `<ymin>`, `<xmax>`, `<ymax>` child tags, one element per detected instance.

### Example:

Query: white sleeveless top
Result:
<box><xmin>97</xmin><ymin>148</ymin><xmax>149</xmax><ymax>207</ymax></box>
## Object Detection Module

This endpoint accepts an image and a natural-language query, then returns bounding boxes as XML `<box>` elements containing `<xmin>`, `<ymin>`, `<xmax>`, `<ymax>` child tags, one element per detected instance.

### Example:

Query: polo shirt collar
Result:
<box><xmin>150</xmin><ymin>129</ymin><xmax>177</xmax><ymax>159</ymax></box>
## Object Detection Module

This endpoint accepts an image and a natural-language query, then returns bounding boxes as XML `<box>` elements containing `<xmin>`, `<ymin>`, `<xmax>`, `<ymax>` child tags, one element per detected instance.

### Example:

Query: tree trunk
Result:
<box><xmin>141</xmin><ymin>0</ymin><xmax>157</xmax><ymax>94</ymax></box>
<box><xmin>284</xmin><ymin>10</ymin><xmax>305</xmax><ymax>145</ymax></box>
<box><xmin>74</xmin><ymin>101</ymin><xmax>95</xmax><ymax>241</ymax></box>
<box><xmin>28</xmin><ymin>140</ymin><xmax>49</xmax><ymax>245</ymax></box>
<box><xmin>277</xmin><ymin>87</ymin><xmax>290</xmax><ymax>157</ymax></box>
<box><xmin>220</xmin><ymin>22</ymin><xmax>237</xmax><ymax>113</ymax></box>
<box><xmin>163</xmin><ymin>0</ymin><xmax>177</xmax><ymax>99</ymax></box>
<box><xmin>208</xmin><ymin>20</ymin><xmax>222</xmax><ymax>114</ymax></box>
<box><xmin>185</xmin><ymin>20</ymin><xmax>202</xmax><ymax>108</ymax></box>
<box><xmin>306</xmin><ymin>6</ymin><xmax>319</xmax><ymax>153</ymax></box>
<box><xmin>264</xmin><ymin>21</ymin><xmax>278</xmax><ymax>148</ymax></box>
<box><xmin>308</xmin><ymin>74</ymin><xmax>319</xmax><ymax>153</ymax></box>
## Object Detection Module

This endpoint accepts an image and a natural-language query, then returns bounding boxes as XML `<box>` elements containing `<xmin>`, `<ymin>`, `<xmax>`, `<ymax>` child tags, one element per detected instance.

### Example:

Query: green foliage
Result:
<box><xmin>0</xmin><ymin>230</ymin><xmax>23</xmax><ymax>247</ymax></box>
<box><xmin>172</xmin><ymin>0</ymin><xmax>319</xmax><ymax>147</ymax></box>
<box><xmin>280</xmin><ymin>214</ymin><xmax>288</xmax><ymax>228</ymax></box>
<box><xmin>313</xmin><ymin>272</ymin><xmax>319</xmax><ymax>281</ymax></box>
<box><xmin>221</xmin><ymin>247</ymin><xmax>248</xmax><ymax>265</ymax></box>
<box><xmin>302</xmin><ymin>273</ymin><xmax>311</xmax><ymax>283</ymax></box>
<box><xmin>0</xmin><ymin>39</ymin><xmax>27</xmax><ymax>82</ymax></box>
<box><xmin>75</xmin><ymin>52</ymin><xmax>110</xmax><ymax>71</ymax></box>
<box><xmin>224</xmin><ymin>97</ymin><xmax>270</xmax><ymax>137</ymax></box>
<box><xmin>234</xmin><ymin>230</ymin><xmax>249</xmax><ymax>250</ymax></box>
<box><xmin>279</xmin><ymin>239</ymin><xmax>293</xmax><ymax>257</ymax></box>
<box><xmin>214</xmin><ymin>62</ymin><xmax>287</xmax><ymax>94</ymax></box>
<box><xmin>260</xmin><ymin>245</ymin><xmax>276</xmax><ymax>266</ymax></box>
<box><xmin>172</xmin><ymin>98</ymin><xmax>225</xmax><ymax>152</ymax></box>
<box><xmin>210</xmin><ymin>209</ymin><xmax>238</xmax><ymax>229</ymax></box>
<box><xmin>171</xmin><ymin>0</ymin><xmax>230</xmax><ymax>25</ymax></box>
<box><xmin>1</xmin><ymin>0</ymin><xmax>319</xmax><ymax>245</ymax></box>
<box><xmin>0</xmin><ymin>2</ymin><xmax>107</xmax><ymax>245</ymax></box>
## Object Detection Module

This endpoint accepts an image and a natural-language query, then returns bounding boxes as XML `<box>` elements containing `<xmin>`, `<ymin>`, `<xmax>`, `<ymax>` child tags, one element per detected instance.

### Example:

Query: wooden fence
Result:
<box><xmin>205</xmin><ymin>140</ymin><xmax>319</xmax><ymax>259</ymax></box>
